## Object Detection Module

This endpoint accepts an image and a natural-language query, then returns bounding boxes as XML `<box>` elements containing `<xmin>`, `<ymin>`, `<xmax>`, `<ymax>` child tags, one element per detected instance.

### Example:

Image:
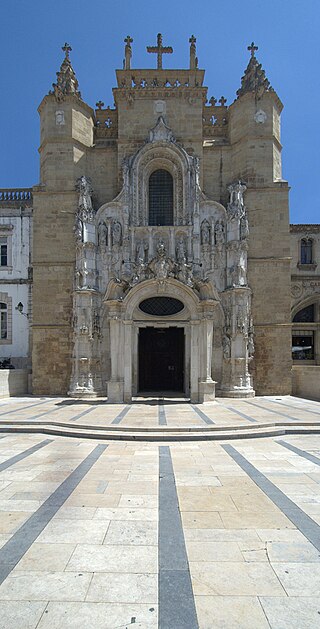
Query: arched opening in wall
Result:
<box><xmin>148</xmin><ymin>169</ymin><xmax>173</xmax><ymax>226</ymax></box>
<box><xmin>300</xmin><ymin>238</ymin><xmax>313</xmax><ymax>265</ymax></box>
<box><xmin>138</xmin><ymin>296</ymin><xmax>185</xmax><ymax>392</ymax></box>
<box><xmin>292</xmin><ymin>302</ymin><xmax>319</xmax><ymax>362</ymax></box>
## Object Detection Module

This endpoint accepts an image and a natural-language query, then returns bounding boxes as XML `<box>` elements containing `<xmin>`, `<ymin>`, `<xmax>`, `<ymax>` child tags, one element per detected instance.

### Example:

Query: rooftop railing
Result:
<box><xmin>0</xmin><ymin>189</ymin><xmax>33</xmax><ymax>207</ymax></box>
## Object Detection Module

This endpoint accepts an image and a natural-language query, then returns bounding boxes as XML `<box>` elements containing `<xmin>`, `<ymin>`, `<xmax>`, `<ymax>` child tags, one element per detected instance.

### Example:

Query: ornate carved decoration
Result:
<box><xmin>237</xmin><ymin>42</ymin><xmax>273</xmax><ymax>100</ymax></box>
<box><xmin>50</xmin><ymin>43</ymin><xmax>81</xmax><ymax>102</ymax></box>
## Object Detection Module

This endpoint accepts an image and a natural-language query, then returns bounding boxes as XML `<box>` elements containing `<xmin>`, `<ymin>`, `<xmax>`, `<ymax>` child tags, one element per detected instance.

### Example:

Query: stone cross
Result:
<box><xmin>189</xmin><ymin>35</ymin><xmax>197</xmax><ymax>70</ymax></box>
<box><xmin>62</xmin><ymin>42</ymin><xmax>72</xmax><ymax>59</ymax></box>
<box><xmin>147</xmin><ymin>33</ymin><xmax>173</xmax><ymax>69</ymax></box>
<box><xmin>219</xmin><ymin>96</ymin><xmax>227</xmax><ymax>106</ymax></box>
<box><xmin>248</xmin><ymin>42</ymin><xmax>258</xmax><ymax>57</ymax></box>
<box><xmin>96</xmin><ymin>101</ymin><xmax>104</xmax><ymax>110</ymax></box>
<box><xmin>124</xmin><ymin>35</ymin><xmax>133</xmax><ymax>70</ymax></box>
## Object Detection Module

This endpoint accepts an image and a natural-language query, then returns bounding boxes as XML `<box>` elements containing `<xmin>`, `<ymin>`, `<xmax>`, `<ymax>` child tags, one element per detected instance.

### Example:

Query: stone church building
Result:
<box><xmin>30</xmin><ymin>36</ymin><xmax>294</xmax><ymax>402</ymax></box>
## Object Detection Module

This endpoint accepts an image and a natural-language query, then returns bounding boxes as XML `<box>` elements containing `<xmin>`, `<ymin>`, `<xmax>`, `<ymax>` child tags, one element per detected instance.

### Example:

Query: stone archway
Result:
<box><xmin>104</xmin><ymin>277</ymin><xmax>219</xmax><ymax>403</ymax></box>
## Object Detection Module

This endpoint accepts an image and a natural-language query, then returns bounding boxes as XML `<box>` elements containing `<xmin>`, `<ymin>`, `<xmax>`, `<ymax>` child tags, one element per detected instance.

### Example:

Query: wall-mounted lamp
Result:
<box><xmin>15</xmin><ymin>302</ymin><xmax>29</xmax><ymax>319</ymax></box>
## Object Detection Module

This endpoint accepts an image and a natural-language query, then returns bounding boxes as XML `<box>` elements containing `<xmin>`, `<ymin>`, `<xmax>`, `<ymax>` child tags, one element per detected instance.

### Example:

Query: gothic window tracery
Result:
<box><xmin>148</xmin><ymin>169</ymin><xmax>174</xmax><ymax>226</ymax></box>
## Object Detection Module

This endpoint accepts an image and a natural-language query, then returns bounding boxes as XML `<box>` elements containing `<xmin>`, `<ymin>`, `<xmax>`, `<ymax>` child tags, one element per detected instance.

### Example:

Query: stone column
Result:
<box><xmin>190</xmin><ymin>320</ymin><xmax>200</xmax><ymax>402</ymax></box>
<box><xmin>198</xmin><ymin>314</ymin><xmax>216</xmax><ymax>402</ymax></box>
<box><xmin>123</xmin><ymin>321</ymin><xmax>133</xmax><ymax>402</ymax></box>
<box><xmin>107</xmin><ymin>311</ymin><xmax>124</xmax><ymax>402</ymax></box>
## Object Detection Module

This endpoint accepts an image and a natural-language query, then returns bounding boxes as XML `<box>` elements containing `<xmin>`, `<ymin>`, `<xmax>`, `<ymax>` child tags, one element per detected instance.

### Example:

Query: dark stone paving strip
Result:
<box><xmin>0</xmin><ymin>399</ymin><xmax>52</xmax><ymax>418</ymax></box>
<box><xmin>0</xmin><ymin>443</ymin><xmax>108</xmax><ymax>585</ymax></box>
<box><xmin>69</xmin><ymin>407</ymin><xmax>99</xmax><ymax>423</ymax></box>
<box><xmin>158</xmin><ymin>402</ymin><xmax>167</xmax><ymax>426</ymax></box>
<box><xmin>264</xmin><ymin>398</ymin><xmax>320</xmax><ymax>417</ymax></box>
<box><xmin>159</xmin><ymin>446</ymin><xmax>199</xmax><ymax>629</ymax></box>
<box><xmin>244</xmin><ymin>400</ymin><xmax>302</xmax><ymax>421</ymax></box>
<box><xmin>278</xmin><ymin>440</ymin><xmax>320</xmax><ymax>466</ymax></box>
<box><xmin>216</xmin><ymin>403</ymin><xmax>257</xmax><ymax>423</ymax></box>
<box><xmin>111</xmin><ymin>405</ymin><xmax>131</xmax><ymax>425</ymax></box>
<box><xmin>191</xmin><ymin>404</ymin><xmax>215</xmax><ymax>425</ymax></box>
<box><xmin>0</xmin><ymin>439</ymin><xmax>52</xmax><ymax>473</ymax></box>
<box><xmin>223</xmin><ymin>444</ymin><xmax>320</xmax><ymax>553</ymax></box>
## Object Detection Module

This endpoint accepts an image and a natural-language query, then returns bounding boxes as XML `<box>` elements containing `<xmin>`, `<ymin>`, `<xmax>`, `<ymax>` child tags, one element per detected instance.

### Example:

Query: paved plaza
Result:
<box><xmin>0</xmin><ymin>396</ymin><xmax>319</xmax><ymax>627</ymax></box>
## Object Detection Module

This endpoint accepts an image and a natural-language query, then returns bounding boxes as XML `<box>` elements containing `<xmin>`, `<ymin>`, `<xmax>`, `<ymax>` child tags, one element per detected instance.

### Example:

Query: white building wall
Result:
<box><xmin>0</xmin><ymin>211</ymin><xmax>32</xmax><ymax>367</ymax></box>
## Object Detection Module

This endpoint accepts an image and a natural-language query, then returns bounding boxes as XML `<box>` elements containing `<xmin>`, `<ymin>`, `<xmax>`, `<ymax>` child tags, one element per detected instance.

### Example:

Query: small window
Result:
<box><xmin>149</xmin><ymin>169</ymin><xmax>173</xmax><ymax>226</ymax></box>
<box><xmin>0</xmin><ymin>303</ymin><xmax>7</xmax><ymax>339</ymax></box>
<box><xmin>0</xmin><ymin>237</ymin><xmax>8</xmax><ymax>267</ymax></box>
<box><xmin>300</xmin><ymin>238</ymin><xmax>313</xmax><ymax>264</ymax></box>
<box><xmin>292</xmin><ymin>331</ymin><xmax>314</xmax><ymax>360</ymax></box>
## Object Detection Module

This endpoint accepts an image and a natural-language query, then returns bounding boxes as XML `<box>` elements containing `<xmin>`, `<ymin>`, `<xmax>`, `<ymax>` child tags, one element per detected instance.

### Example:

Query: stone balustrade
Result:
<box><xmin>0</xmin><ymin>188</ymin><xmax>33</xmax><ymax>207</ymax></box>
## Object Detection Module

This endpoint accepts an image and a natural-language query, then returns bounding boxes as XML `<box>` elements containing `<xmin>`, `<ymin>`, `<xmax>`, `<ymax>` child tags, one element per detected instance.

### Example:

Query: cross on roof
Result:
<box><xmin>62</xmin><ymin>43</ymin><xmax>72</xmax><ymax>59</ymax></box>
<box><xmin>248</xmin><ymin>42</ymin><xmax>258</xmax><ymax>57</ymax></box>
<box><xmin>189</xmin><ymin>35</ymin><xmax>196</xmax><ymax>46</ymax></box>
<box><xmin>147</xmin><ymin>33</ymin><xmax>173</xmax><ymax>69</ymax></box>
<box><xmin>124</xmin><ymin>35</ymin><xmax>133</xmax><ymax>46</ymax></box>
<box><xmin>96</xmin><ymin>100</ymin><xmax>105</xmax><ymax>110</ymax></box>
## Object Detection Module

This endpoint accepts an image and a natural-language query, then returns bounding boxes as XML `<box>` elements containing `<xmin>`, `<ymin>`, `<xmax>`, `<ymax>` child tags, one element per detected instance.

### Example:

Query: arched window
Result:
<box><xmin>148</xmin><ymin>169</ymin><xmax>173</xmax><ymax>226</ymax></box>
<box><xmin>292</xmin><ymin>303</ymin><xmax>316</xmax><ymax>361</ymax></box>
<box><xmin>300</xmin><ymin>238</ymin><xmax>313</xmax><ymax>264</ymax></box>
<box><xmin>0</xmin><ymin>303</ymin><xmax>7</xmax><ymax>340</ymax></box>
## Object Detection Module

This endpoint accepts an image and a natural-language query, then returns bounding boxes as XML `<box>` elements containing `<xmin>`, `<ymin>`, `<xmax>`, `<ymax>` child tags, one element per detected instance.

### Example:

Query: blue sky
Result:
<box><xmin>1</xmin><ymin>0</ymin><xmax>319</xmax><ymax>223</ymax></box>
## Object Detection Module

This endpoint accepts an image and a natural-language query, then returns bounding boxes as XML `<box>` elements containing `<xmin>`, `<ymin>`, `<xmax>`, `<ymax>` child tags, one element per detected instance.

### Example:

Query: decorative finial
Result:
<box><xmin>237</xmin><ymin>43</ymin><xmax>273</xmax><ymax>99</ymax></box>
<box><xmin>248</xmin><ymin>42</ymin><xmax>258</xmax><ymax>57</ymax></box>
<box><xmin>219</xmin><ymin>96</ymin><xmax>227</xmax><ymax>106</ymax></box>
<box><xmin>62</xmin><ymin>42</ymin><xmax>72</xmax><ymax>59</ymax></box>
<box><xmin>124</xmin><ymin>35</ymin><xmax>133</xmax><ymax>70</ymax></box>
<box><xmin>189</xmin><ymin>35</ymin><xmax>198</xmax><ymax>70</ymax></box>
<box><xmin>147</xmin><ymin>33</ymin><xmax>173</xmax><ymax>69</ymax></box>
<box><xmin>209</xmin><ymin>96</ymin><xmax>217</xmax><ymax>106</ymax></box>
<box><xmin>96</xmin><ymin>100</ymin><xmax>105</xmax><ymax>110</ymax></box>
<box><xmin>50</xmin><ymin>43</ymin><xmax>81</xmax><ymax>102</ymax></box>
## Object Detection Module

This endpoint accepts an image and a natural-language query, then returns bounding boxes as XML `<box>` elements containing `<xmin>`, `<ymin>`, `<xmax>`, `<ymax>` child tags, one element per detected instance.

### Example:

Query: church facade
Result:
<box><xmin>31</xmin><ymin>36</ymin><xmax>293</xmax><ymax>402</ymax></box>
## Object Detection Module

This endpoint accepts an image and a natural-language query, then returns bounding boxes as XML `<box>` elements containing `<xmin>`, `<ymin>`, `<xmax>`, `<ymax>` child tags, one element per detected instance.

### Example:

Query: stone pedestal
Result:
<box><xmin>107</xmin><ymin>380</ymin><xmax>124</xmax><ymax>403</ymax></box>
<box><xmin>198</xmin><ymin>379</ymin><xmax>216</xmax><ymax>403</ymax></box>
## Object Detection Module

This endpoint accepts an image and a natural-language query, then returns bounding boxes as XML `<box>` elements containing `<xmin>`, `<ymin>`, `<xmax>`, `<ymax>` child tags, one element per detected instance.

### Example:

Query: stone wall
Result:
<box><xmin>292</xmin><ymin>366</ymin><xmax>320</xmax><ymax>401</ymax></box>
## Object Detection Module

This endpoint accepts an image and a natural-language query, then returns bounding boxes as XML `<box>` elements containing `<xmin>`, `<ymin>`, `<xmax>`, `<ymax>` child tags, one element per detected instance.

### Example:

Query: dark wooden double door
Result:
<box><xmin>138</xmin><ymin>327</ymin><xmax>184</xmax><ymax>392</ymax></box>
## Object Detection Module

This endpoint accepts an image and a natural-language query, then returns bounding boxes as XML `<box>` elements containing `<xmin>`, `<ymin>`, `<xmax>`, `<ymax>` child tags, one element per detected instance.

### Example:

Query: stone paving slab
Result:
<box><xmin>0</xmin><ymin>399</ymin><xmax>318</xmax><ymax>626</ymax></box>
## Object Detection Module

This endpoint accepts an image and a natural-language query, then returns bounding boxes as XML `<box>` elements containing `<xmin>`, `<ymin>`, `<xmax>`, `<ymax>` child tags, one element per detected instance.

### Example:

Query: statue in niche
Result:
<box><xmin>227</xmin><ymin>180</ymin><xmax>247</xmax><ymax>219</ymax></box>
<box><xmin>214</xmin><ymin>220</ymin><xmax>225</xmax><ymax>246</ymax></box>
<box><xmin>74</xmin><ymin>214</ymin><xmax>83</xmax><ymax>243</ymax></box>
<box><xmin>176</xmin><ymin>237</ymin><xmax>186</xmax><ymax>264</ymax></box>
<box><xmin>136</xmin><ymin>241</ymin><xmax>148</xmax><ymax>264</ymax></box>
<box><xmin>240</xmin><ymin>214</ymin><xmax>249</xmax><ymax>240</ymax></box>
<box><xmin>76</xmin><ymin>176</ymin><xmax>93</xmax><ymax>217</ymax></box>
<box><xmin>98</xmin><ymin>222</ymin><xmax>108</xmax><ymax>248</ymax></box>
<box><xmin>248</xmin><ymin>333</ymin><xmax>255</xmax><ymax>358</ymax></box>
<box><xmin>231</xmin><ymin>262</ymin><xmax>246</xmax><ymax>287</ymax></box>
<box><xmin>201</xmin><ymin>219</ymin><xmax>210</xmax><ymax>245</ymax></box>
<box><xmin>222</xmin><ymin>335</ymin><xmax>231</xmax><ymax>359</ymax></box>
<box><xmin>112</xmin><ymin>221</ymin><xmax>122</xmax><ymax>246</ymax></box>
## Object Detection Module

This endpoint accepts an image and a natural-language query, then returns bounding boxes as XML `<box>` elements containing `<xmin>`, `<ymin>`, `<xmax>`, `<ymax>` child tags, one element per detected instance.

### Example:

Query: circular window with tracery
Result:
<box><xmin>139</xmin><ymin>297</ymin><xmax>184</xmax><ymax>316</ymax></box>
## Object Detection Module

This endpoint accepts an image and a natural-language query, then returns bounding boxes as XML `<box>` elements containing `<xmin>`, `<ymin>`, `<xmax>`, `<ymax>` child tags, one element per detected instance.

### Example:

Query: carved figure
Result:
<box><xmin>112</xmin><ymin>221</ymin><xmax>122</xmax><ymax>246</ymax></box>
<box><xmin>176</xmin><ymin>238</ymin><xmax>186</xmax><ymax>263</ymax></box>
<box><xmin>215</xmin><ymin>220</ymin><xmax>225</xmax><ymax>246</ymax></box>
<box><xmin>240</xmin><ymin>214</ymin><xmax>249</xmax><ymax>240</ymax></box>
<box><xmin>201</xmin><ymin>219</ymin><xmax>211</xmax><ymax>245</ymax></box>
<box><xmin>228</xmin><ymin>181</ymin><xmax>246</xmax><ymax>210</ymax></box>
<box><xmin>248</xmin><ymin>333</ymin><xmax>255</xmax><ymax>357</ymax></box>
<box><xmin>74</xmin><ymin>214</ymin><xmax>83</xmax><ymax>243</ymax></box>
<box><xmin>231</xmin><ymin>263</ymin><xmax>246</xmax><ymax>287</ymax></box>
<box><xmin>77</xmin><ymin>176</ymin><xmax>93</xmax><ymax>215</ymax></box>
<box><xmin>136</xmin><ymin>241</ymin><xmax>148</xmax><ymax>264</ymax></box>
<box><xmin>98</xmin><ymin>222</ymin><xmax>108</xmax><ymax>248</ymax></box>
<box><xmin>222</xmin><ymin>335</ymin><xmax>231</xmax><ymax>359</ymax></box>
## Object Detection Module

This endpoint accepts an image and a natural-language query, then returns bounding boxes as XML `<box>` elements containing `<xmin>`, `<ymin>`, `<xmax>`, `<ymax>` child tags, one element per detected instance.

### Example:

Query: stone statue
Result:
<box><xmin>136</xmin><ymin>241</ymin><xmax>148</xmax><ymax>264</ymax></box>
<box><xmin>231</xmin><ymin>263</ymin><xmax>246</xmax><ymax>287</ymax></box>
<box><xmin>176</xmin><ymin>237</ymin><xmax>186</xmax><ymax>263</ymax></box>
<box><xmin>98</xmin><ymin>222</ymin><xmax>108</xmax><ymax>248</ymax></box>
<box><xmin>240</xmin><ymin>214</ymin><xmax>249</xmax><ymax>240</ymax></box>
<box><xmin>227</xmin><ymin>181</ymin><xmax>247</xmax><ymax>219</ymax></box>
<box><xmin>112</xmin><ymin>221</ymin><xmax>122</xmax><ymax>246</ymax></box>
<box><xmin>201</xmin><ymin>219</ymin><xmax>210</xmax><ymax>245</ymax></box>
<box><xmin>223</xmin><ymin>335</ymin><xmax>231</xmax><ymax>359</ymax></box>
<box><xmin>214</xmin><ymin>220</ymin><xmax>225</xmax><ymax>246</ymax></box>
<box><xmin>248</xmin><ymin>333</ymin><xmax>255</xmax><ymax>358</ymax></box>
<box><xmin>76</xmin><ymin>176</ymin><xmax>93</xmax><ymax>214</ymax></box>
